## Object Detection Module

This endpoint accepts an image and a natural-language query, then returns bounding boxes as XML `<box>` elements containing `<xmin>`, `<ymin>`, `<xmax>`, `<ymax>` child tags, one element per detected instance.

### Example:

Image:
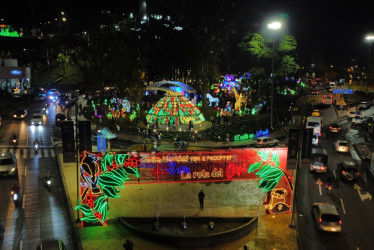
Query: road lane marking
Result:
<box><xmin>24</xmin><ymin>166</ymin><xmax>27</xmax><ymax>177</ymax></box>
<box><xmin>1</xmin><ymin>148</ymin><xmax>5</xmax><ymax>154</ymax></box>
<box><xmin>23</xmin><ymin>149</ymin><xmax>27</xmax><ymax>159</ymax></box>
<box><xmin>333</xmin><ymin>169</ymin><xmax>336</xmax><ymax>179</ymax></box>
<box><xmin>51</xmin><ymin>149</ymin><xmax>55</xmax><ymax>157</ymax></box>
<box><xmin>340</xmin><ymin>198</ymin><xmax>346</xmax><ymax>214</ymax></box>
<box><xmin>30</xmin><ymin>150</ymin><xmax>34</xmax><ymax>158</ymax></box>
<box><xmin>20</xmin><ymin>240</ymin><xmax>23</xmax><ymax>250</ymax></box>
<box><xmin>316</xmin><ymin>178</ymin><xmax>323</xmax><ymax>195</ymax></box>
<box><xmin>44</xmin><ymin>149</ymin><xmax>49</xmax><ymax>157</ymax></box>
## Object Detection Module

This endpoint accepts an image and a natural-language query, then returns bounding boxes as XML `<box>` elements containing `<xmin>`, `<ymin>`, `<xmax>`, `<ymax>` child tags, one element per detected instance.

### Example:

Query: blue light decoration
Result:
<box><xmin>11</xmin><ymin>70</ymin><xmax>22</xmax><ymax>75</ymax></box>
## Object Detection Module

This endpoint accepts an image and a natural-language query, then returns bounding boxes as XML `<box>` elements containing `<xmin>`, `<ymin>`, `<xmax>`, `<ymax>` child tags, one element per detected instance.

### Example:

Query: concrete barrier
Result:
<box><xmin>118</xmin><ymin>216</ymin><xmax>258</xmax><ymax>248</ymax></box>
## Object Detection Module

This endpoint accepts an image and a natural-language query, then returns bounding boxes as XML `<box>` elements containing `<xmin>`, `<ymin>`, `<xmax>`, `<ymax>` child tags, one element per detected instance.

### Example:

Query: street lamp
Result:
<box><xmin>268</xmin><ymin>21</ymin><xmax>282</xmax><ymax>129</ymax></box>
<box><xmin>365</xmin><ymin>34</ymin><xmax>374</xmax><ymax>93</ymax></box>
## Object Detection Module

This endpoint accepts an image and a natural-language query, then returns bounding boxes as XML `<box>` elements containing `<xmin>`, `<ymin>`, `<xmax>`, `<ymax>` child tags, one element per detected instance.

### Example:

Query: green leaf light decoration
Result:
<box><xmin>248</xmin><ymin>150</ymin><xmax>284</xmax><ymax>192</ymax></box>
<box><xmin>75</xmin><ymin>152</ymin><xmax>140</xmax><ymax>225</ymax></box>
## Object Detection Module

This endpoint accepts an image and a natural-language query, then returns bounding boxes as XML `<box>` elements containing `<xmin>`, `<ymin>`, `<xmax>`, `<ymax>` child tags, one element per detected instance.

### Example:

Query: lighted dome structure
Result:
<box><xmin>146</xmin><ymin>90</ymin><xmax>205</xmax><ymax>125</ymax></box>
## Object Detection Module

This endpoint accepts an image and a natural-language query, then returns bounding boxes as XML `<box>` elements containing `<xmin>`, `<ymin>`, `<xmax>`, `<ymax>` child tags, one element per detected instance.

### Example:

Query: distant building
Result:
<box><xmin>0</xmin><ymin>58</ymin><xmax>31</xmax><ymax>92</ymax></box>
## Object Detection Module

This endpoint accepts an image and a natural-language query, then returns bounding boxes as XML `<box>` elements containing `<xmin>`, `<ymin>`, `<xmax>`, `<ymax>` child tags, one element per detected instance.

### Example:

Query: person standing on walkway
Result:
<box><xmin>198</xmin><ymin>190</ymin><xmax>205</xmax><ymax>210</ymax></box>
<box><xmin>143</xmin><ymin>141</ymin><xmax>147</xmax><ymax>152</ymax></box>
<box><xmin>226</xmin><ymin>133</ymin><xmax>230</xmax><ymax>143</ymax></box>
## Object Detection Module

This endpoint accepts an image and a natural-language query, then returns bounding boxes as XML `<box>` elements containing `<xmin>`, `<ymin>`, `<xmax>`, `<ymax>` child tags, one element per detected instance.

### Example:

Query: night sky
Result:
<box><xmin>1</xmin><ymin>0</ymin><xmax>373</xmax><ymax>65</ymax></box>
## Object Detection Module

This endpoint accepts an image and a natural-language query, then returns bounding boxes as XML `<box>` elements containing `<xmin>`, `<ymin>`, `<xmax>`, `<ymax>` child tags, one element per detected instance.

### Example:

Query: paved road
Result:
<box><xmin>0</xmin><ymin>102</ymin><xmax>73</xmax><ymax>250</ymax></box>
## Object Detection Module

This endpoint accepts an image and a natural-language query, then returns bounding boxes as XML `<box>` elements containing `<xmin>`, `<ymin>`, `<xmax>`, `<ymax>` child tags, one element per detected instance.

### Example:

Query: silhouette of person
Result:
<box><xmin>198</xmin><ymin>190</ymin><xmax>205</xmax><ymax>210</ymax></box>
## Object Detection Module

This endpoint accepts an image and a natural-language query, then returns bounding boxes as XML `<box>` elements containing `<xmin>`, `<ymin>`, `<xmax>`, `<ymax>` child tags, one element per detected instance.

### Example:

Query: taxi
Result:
<box><xmin>311</xmin><ymin>109</ymin><xmax>320</xmax><ymax>117</ymax></box>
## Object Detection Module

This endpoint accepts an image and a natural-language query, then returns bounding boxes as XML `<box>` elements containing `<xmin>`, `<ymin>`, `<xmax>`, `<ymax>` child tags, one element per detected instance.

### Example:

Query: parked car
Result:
<box><xmin>335</xmin><ymin>140</ymin><xmax>349</xmax><ymax>153</ymax></box>
<box><xmin>329</xmin><ymin>123</ymin><xmax>341</xmax><ymax>133</ymax></box>
<box><xmin>255</xmin><ymin>137</ymin><xmax>279</xmax><ymax>148</ymax></box>
<box><xmin>337</xmin><ymin>161</ymin><xmax>359</xmax><ymax>182</ymax></box>
<box><xmin>311</xmin><ymin>203</ymin><xmax>342</xmax><ymax>233</ymax></box>
<box><xmin>358</xmin><ymin>101</ymin><xmax>371</xmax><ymax>111</ymax></box>
<box><xmin>0</xmin><ymin>152</ymin><xmax>17</xmax><ymax>177</ymax></box>
<box><xmin>55</xmin><ymin>113</ymin><xmax>66</xmax><ymax>127</ymax></box>
<box><xmin>351</xmin><ymin>115</ymin><xmax>364</xmax><ymax>125</ymax></box>
<box><xmin>12</xmin><ymin>109</ymin><xmax>27</xmax><ymax>119</ymax></box>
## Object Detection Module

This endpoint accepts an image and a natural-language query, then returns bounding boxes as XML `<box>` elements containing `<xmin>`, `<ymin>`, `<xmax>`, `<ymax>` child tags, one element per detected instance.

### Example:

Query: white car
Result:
<box><xmin>0</xmin><ymin>152</ymin><xmax>17</xmax><ymax>177</ymax></box>
<box><xmin>347</xmin><ymin>110</ymin><xmax>361</xmax><ymax>119</ymax></box>
<box><xmin>312</xmin><ymin>134</ymin><xmax>318</xmax><ymax>146</ymax></box>
<box><xmin>31</xmin><ymin>113</ymin><xmax>43</xmax><ymax>126</ymax></box>
<box><xmin>351</xmin><ymin>115</ymin><xmax>364</xmax><ymax>125</ymax></box>
<box><xmin>335</xmin><ymin>140</ymin><xmax>349</xmax><ymax>153</ymax></box>
<box><xmin>255</xmin><ymin>137</ymin><xmax>279</xmax><ymax>148</ymax></box>
<box><xmin>311</xmin><ymin>203</ymin><xmax>342</xmax><ymax>233</ymax></box>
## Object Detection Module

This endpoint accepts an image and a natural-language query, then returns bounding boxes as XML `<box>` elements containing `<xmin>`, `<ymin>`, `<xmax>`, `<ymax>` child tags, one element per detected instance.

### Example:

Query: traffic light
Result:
<box><xmin>78</xmin><ymin>120</ymin><xmax>92</xmax><ymax>152</ymax></box>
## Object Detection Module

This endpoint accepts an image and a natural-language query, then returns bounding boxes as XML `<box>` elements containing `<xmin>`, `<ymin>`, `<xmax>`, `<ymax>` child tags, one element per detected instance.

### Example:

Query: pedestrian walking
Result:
<box><xmin>153</xmin><ymin>139</ymin><xmax>158</xmax><ymax>151</ymax></box>
<box><xmin>198</xmin><ymin>190</ymin><xmax>205</xmax><ymax>210</ymax></box>
<box><xmin>116</xmin><ymin>124</ymin><xmax>121</xmax><ymax>133</ymax></box>
<box><xmin>226</xmin><ymin>133</ymin><xmax>230</xmax><ymax>143</ymax></box>
<box><xmin>123</xmin><ymin>239</ymin><xmax>133</xmax><ymax>250</ymax></box>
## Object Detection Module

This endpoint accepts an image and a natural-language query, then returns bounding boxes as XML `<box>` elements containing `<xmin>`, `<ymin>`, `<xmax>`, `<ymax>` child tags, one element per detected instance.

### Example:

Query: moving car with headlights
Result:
<box><xmin>311</xmin><ymin>203</ymin><xmax>342</xmax><ymax>233</ymax></box>
<box><xmin>329</xmin><ymin>123</ymin><xmax>341</xmax><ymax>133</ymax></box>
<box><xmin>12</xmin><ymin>109</ymin><xmax>27</xmax><ymax>119</ymax></box>
<box><xmin>31</xmin><ymin>112</ymin><xmax>43</xmax><ymax>126</ymax></box>
<box><xmin>310</xmin><ymin>148</ymin><xmax>328</xmax><ymax>173</ymax></box>
<box><xmin>0</xmin><ymin>152</ymin><xmax>17</xmax><ymax>177</ymax></box>
<box><xmin>337</xmin><ymin>161</ymin><xmax>359</xmax><ymax>182</ymax></box>
<box><xmin>47</xmin><ymin>89</ymin><xmax>60</xmax><ymax>103</ymax></box>
<box><xmin>335</xmin><ymin>140</ymin><xmax>349</xmax><ymax>153</ymax></box>
<box><xmin>255</xmin><ymin>137</ymin><xmax>279</xmax><ymax>147</ymax></box>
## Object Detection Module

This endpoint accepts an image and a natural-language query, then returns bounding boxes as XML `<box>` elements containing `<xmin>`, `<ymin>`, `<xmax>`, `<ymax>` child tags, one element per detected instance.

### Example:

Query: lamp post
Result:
<box><xmin>365</xmin><ymin>34</ymin><xmax>374</xmax><ymax>93</ymax></box>
<box><xmin>268</xmin><ymin>21</ymin><xmax>282</xmax><ymax>129</ymax></box>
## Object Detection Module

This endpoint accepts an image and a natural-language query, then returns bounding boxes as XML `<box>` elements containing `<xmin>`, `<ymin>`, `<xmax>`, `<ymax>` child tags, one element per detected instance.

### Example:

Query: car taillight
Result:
<box><xmin>329</xmin><ymin>126</ymin><xmax>332</xmax><ymax>129</ymax></box>
<box><xmin>342</xmin><ymin>171</ymin><xmax>346</xmax><ymax>174</ymax></box>
<box><xmin>260</xmin><ymin>141</ymin><xmax>262</xmax><ymax>144</ymax></box>
<box><xmin>339</xmin><ymin>127</ymin><xmax>341</xmax><ymax>130</ymax></box>
<box><xmin>357</xmin><ymin>172</ymin><xmax>360</xmax><ymax>176</ymax></box>
<box><xmin>339</xmin><ymin>220</ymin><xmax>342</xmax><ymax>225</ymax></box>
<box><xmin>318</xmin><ymin>218</ymin><xmax>322</xmax><ymax>223</ymax></box>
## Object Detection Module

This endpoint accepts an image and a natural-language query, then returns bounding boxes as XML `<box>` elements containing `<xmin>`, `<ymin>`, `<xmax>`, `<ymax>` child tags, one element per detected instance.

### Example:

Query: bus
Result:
<box><xmin>306</xmin><ymin>116</ymin><xmax>322</xmax><ymax>136</ymax></box>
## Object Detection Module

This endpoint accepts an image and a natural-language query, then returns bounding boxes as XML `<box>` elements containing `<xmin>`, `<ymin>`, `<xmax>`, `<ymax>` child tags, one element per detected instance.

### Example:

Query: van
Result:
<box><xmin>306</xmin><ymin>116</ymin><xmax>322</xmax><ymax>136</ymax></box>
<box><xmin>310</xmin><ymin>148</ymin><xmax>328</xmax><ymax>173</ymax></box>
<box><xmin>31</xmin><ymin>113</ymin><xmax>43</xmax><ymax>126</ymax></box>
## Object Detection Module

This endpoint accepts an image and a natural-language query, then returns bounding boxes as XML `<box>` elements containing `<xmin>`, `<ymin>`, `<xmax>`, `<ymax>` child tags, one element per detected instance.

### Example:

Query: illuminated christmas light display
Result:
<box><xmin>75</xmin><ymin>151</ymin><xmax>140</xmax><ymax>225</ymax></box>
<box><xmin>146</xmin><ymin>90</ymin><xmax>205</xmax><ymax>125</ymax></box>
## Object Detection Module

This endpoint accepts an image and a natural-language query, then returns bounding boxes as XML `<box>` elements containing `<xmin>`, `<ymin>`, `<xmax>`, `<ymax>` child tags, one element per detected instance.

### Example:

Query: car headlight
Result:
<box><xmin>11</xmin><ymin>167</ymin><xmax>16</xmax><ymax>172</ymax></box>
<box><xmin>13</xmin><ymin>115</ymin><xmax>16</xmax><ymax>118</ymax></box>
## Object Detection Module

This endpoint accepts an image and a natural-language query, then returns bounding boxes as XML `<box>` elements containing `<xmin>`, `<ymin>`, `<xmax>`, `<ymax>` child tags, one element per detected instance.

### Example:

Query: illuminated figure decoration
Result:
<box><xmin>231</xmin><ymin>88</ymin><xmax>247</xmax><ymax>111</ymax></box>
<box><xmin>264</xmin><ymin>188</ymin><xmax>291</xmax><ymax>214</ymax></box>
<box><xmin>0</xmin><ymin>24</ymin><xmax>22</xmax><ymax>37</ymax></box>
<box><xmin>247</xmin><ymin>150</ymin><xmax>292</xmax><ymax>213</ymax></box>
<box><xmin>146</xmin><ymin>90</ymin><xmax>205</xmax><ymax>125</ymax></box>
<box><xmin>75</xmin><ymin>151</ymin><xmax>140</xmax><ymax>225</ymax></box>
<box><xmin>206</xmin><ymin>93</ymin><xmax>220</xmax><ymax>107</ymax></box>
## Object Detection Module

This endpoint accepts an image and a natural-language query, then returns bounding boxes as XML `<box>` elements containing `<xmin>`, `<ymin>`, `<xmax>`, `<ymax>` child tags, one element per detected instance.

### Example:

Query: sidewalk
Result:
<box><xmin>56</xmin><ymin>123</ymin><xmax>299</xmax><ymax>249</ymax></box>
